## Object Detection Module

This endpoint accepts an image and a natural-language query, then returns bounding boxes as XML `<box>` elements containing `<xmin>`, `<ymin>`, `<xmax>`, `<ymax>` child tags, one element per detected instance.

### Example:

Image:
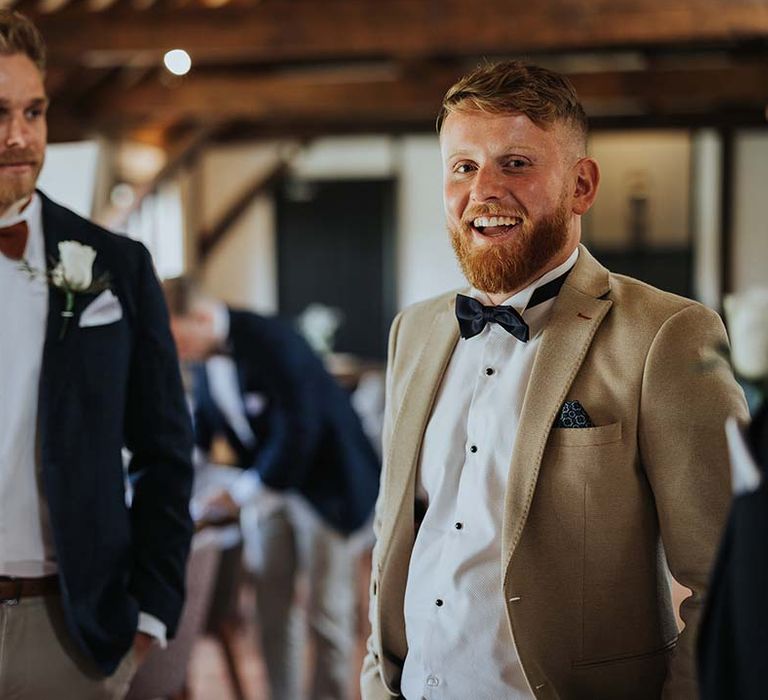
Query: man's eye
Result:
<box><xmin>26</xmin><ymin>108</ymin><xmax>45</xmax><ymax>120</ymax></box>
<box><xmin>454</xmin><ymin>163</ymin><xmax>475</xmax><ymax>174</ymax></box>
<box><xmin>506</xmin><ymin>159</ymin><xmax>528</xmax><ymax>169</ymax></box>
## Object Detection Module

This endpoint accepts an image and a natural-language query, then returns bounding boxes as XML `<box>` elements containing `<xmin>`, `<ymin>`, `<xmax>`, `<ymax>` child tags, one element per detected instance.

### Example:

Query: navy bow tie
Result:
<box><xmin>455</xmin><ymin>270</ymin><xmax>570</xmax><ymax>341</ymax></box>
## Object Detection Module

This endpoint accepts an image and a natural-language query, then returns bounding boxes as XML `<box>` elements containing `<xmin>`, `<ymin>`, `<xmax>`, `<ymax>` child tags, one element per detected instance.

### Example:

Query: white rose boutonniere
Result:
<box><xmin>52</xmin><ymin>241</ymin><xmax>97</xmax><ymax>291</ymax></box>
<box><xmin>20</xmin><ymin>240</ymin><xmax>110</xmax><ymax>339</ymax></box>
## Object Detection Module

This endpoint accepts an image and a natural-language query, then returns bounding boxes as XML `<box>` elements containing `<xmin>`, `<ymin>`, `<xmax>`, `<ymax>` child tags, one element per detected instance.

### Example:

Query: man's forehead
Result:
<box><xmin>441</xmin><ymin>110</ymin><xmax>564</xmax><ymax>150</ymax></box>
<box><xmin>0</xmin><ymin>53</ymin><xmax>46</xmax><ymax>89</ymax></box>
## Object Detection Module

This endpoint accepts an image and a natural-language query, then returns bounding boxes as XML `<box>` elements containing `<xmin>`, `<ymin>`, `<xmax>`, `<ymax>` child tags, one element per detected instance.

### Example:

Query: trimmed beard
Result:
<box><xmin>0</xmin><ymin>151</ymin><xmax>43</xmax><ymax>213</ymax></box>
<box><xmin>449</xmin><ymin>195</ymin><xmax>571</xmax><ymax>296</ymax></box>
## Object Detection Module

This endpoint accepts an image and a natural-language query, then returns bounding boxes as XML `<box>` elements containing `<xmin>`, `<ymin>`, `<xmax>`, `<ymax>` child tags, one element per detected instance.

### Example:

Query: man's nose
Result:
<box><xmin>471</xmin><ymin>165</ymin><xmax>507</xmax><ymax>202</ymax></box>
<box><xmin>5</xmin><ymin>113</ymin><xmax>29</xmax><ymax>148</ymax></box>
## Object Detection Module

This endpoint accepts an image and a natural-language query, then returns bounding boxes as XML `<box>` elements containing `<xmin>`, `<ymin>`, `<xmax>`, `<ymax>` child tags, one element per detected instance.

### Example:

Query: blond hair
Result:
<box><xmin>437</xmin><ymin>60</ymin><xmax>587</xmax><ymax>152</ymax></box>
<box><xmin>0</xmin><ymin>10</ymin><xmax>46</xmax><ymax>72</ymax></box>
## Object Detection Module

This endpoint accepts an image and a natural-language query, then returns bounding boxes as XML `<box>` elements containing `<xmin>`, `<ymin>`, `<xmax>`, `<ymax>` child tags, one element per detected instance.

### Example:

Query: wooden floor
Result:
<box><xmin>188</xmin><ymin>630</ymin><xmax>267</xmax><ymax>700</ymax></box>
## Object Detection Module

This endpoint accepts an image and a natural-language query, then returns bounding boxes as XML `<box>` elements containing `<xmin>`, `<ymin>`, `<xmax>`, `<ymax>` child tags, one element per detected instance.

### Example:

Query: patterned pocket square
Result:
<box><xmin>556</xmin><ymin>400</ymin><xmax>594</xmax><ymax>428</ymax></box>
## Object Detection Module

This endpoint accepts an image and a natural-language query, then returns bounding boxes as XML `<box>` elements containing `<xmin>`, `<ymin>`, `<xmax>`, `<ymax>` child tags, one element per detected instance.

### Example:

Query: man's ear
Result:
<box><xmin>571</xmin><ymin>157</ymin><xmax>600</xmax><ymax>216</ymax></box>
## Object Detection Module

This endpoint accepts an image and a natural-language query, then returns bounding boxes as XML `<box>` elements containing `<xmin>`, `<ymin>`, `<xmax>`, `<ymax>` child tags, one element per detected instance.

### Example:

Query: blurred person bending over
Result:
<box><xmin>0</xmin><ymin>10</ymin><xmax>194</xmax><ymax>699</ymax></box>
<box><xmin>361</xmin><ymin>60</ymin><xmax>748</xmax><ymax>700</ymax></box>
<box><xmin>166</xmin><ymin>278</ymin><xmax>380</xmax><ymax>700</ymax></box>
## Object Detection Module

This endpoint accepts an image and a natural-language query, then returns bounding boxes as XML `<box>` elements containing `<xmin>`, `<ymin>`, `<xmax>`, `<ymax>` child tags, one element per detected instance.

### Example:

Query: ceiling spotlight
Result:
<box><xmin>163</xmin><ymin>49</ymin><xmax>192</xmax><ymax>76</ymax></box>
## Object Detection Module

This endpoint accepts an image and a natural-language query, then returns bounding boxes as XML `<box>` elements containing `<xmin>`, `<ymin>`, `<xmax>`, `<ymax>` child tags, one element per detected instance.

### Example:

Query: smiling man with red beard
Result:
<box><xmin>362</xmin><ymin>61</ymin><xmax>747</xmax><ymax>700</ymax></box>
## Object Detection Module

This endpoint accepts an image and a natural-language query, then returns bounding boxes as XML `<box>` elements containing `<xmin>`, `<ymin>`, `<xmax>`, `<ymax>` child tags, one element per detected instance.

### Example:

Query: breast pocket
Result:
<box><xmin>550</xmin><ymin>421</ymin><xmax>622</xmax><ymax>447</ymax></box>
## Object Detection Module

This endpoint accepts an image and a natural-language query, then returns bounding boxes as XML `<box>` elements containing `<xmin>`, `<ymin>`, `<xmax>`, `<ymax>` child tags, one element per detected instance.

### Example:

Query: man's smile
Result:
<box><xmin>469</xmin><ymin>215</ymin><xmax>523</xmax><ymax>239</ymax></box>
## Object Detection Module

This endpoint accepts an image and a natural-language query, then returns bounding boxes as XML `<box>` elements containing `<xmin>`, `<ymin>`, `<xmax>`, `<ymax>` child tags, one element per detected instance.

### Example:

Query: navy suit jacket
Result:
<box><xmin>193</xmin><ymin>309</ymin><xmax>380</xmax><ymax>534</ymax></box>
<box><xmin>698</xmin><ymin>402</ymin><xmax>768</xmax><ymax>699</ymax></box>
<box><xmin>37</xmin><ymin>192</ymin><xmax>194</xmax><ymax>675</ymax></box>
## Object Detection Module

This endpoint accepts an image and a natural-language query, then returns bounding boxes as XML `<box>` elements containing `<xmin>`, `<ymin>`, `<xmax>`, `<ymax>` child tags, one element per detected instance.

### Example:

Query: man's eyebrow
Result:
<box><xmin>445</xmin><ymin>149</ymin><xmax>472</xmax><ymax>159</ymax></box>
<box><xmin>0</xmin><ymin>96</ymin><xmax>49</xmax><ymax>108</ymax></box>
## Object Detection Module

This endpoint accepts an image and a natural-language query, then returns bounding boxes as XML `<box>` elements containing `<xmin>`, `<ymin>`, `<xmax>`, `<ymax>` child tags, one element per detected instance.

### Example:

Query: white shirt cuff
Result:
<box><xmin>138</xmin><ymin>612</ymin><xmax>168</xmax><ymax>649</ymax></box>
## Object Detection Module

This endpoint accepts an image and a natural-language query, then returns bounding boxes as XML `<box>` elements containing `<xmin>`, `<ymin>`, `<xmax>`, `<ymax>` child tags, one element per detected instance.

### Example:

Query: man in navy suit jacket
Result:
<box><xmin>166</xmin><ymin>281</ymin><xmax>380</xmax><ymax>700</ymax></box>
<box><xmin>698</xmin><ymin>402</ymin><xmax>768</xmax><ymax>699</ymax></box>
<box><xmin>0</xmin><ymin>11</ymin><xmax>194</xmax><ymax>698</ymax></box>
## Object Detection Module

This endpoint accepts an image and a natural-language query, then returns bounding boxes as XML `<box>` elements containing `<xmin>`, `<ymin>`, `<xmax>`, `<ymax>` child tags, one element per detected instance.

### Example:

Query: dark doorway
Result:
<box><xmin>276</xmin><ymin>178</ymin><xmax>396</xmax><ymax>360</ymax></box>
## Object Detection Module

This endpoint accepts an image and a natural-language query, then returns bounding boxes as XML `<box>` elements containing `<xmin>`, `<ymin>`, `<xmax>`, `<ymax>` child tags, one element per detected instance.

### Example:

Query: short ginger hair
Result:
<box><xmin>437</xmin><ymin>60</ymin><xmax>588</xmax><ymax>154</ymax></box>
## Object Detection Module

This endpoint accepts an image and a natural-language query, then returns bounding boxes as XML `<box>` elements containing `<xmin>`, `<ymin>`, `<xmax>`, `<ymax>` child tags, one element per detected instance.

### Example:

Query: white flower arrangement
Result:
<box><xmin>296</xmin><ymin>303</ymin><xmax>344</xmax><ymax>355</ymax></box>
<box><xmin>20</xmin><ymin>240</ymin><xmax>110</xmax><ymax>339</ymax></box>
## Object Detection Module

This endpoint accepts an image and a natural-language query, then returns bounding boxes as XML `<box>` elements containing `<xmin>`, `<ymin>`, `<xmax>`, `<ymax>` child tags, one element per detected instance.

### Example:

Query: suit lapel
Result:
<box><xmin>501</xmin><ymin>247</ymin><xmax>613</xmax><ymax>577</ymax></box>
<box><xmin>39</xmin><ymin>194</ymin><xmax>97</xmax><ymax>431</ymax></box>
<box><xmin>378</xmin><ymin>295</ymin><xmax>459</xmax><ymax>564</ymax></box>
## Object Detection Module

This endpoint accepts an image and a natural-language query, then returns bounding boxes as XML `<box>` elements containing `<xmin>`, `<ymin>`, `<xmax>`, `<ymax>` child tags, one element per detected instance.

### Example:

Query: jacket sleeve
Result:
<box><xmin>124</xmin><ymin>243</ymin><xmax>195</xmax><ymax>637</ymax></box>
<box><xmin>639</xmin><ymin>303</ymin><xmax>748</xmax><ymax>699</ymax></box>
<box><xmin>235</xmin><ymin>319</ymin><xmax>324</xmax><ymax>491</ymax></box>
<box><xmin>361</xmin><ymin>311</ymin><xmax>403</xmax><ymax>700</ymax></box>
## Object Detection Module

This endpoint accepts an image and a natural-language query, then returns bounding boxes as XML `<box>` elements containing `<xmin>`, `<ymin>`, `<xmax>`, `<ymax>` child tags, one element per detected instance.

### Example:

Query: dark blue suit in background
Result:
<box><xmin>193</xmin><ymin>307</ymin><xmax>380</xmax><ymax>700</ymax></box>
<box><xmin>38</xmin><ymin>192</ymin><xmax>194</xmax><ymax>675</ymax></box>
<box><xmin>698</xmin><ymin>402</ymin><xmax>768</xmax><ymax>700</ymax></box>
<box><xmin>193</xmin><ymin>308</ymin><xmax>380</xmax><ymax>534</ymax></box>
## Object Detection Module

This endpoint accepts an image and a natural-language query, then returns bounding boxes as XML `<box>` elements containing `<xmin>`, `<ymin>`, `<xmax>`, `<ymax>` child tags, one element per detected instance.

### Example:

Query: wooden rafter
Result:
<box><xmin>82</xmin><ymin>59</ymin><xmax>768</xmax><ymax>129</ymax></box>
<box><xmin>32</xmin><ymin>0</ymin><xmax>768</xmax><ymax>66</ymax></box>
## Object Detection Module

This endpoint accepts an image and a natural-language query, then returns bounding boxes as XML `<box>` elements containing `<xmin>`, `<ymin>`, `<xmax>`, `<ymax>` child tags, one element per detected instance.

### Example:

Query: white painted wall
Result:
<box><xmin>38</xmin><ymin>140</ymin><xmax>102</xmax><ymax>218</ymax></box>
<box><xmin>691</xmin><ymin>130</ymin><xmax>722</xmax><ymax>309</ymax></box>
<box><xmin>193</xmin><ymin>128</ymin><xmax>767</xmax><ymax>317</ymax></box>
<box><xmin>198</xmin><ymin>135</ymin><xmax>460</xmax><ymax>314</ymax></box>
<box><xmin>584</xmin><ymin>131</ymin><xmax>691</xmax><ymax>249</ymax></box>
<box><xmin>197</xmin><ymin>143</ymin><xmax>284</xmax><ymax>313</ymax></box>
<box><xmin>733</xmin><ymin>130</ymin><xmax>768</xmax><ymax>294</ymax></box>
<box><xmin>396</xmin><ymin>135</ymin><xmax>464</xmax><ymax>309</ymax></box>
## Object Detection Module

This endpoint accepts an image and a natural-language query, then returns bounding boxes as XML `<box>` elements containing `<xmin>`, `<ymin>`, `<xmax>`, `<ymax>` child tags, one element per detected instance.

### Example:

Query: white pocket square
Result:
<box><xmin>79</xmin><ymin>289</ymin><xmax>123</xmax><ymax>328</ymax></box>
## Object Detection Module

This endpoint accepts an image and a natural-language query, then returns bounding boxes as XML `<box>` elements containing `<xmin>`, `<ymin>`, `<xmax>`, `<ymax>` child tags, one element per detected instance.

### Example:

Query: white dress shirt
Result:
<box><xmin>0</xmin><ymin>194</ymin><xmax>165</xmax><ymax>643</ymax></box>
<box><xmin>0</xmin><ymin>194</ymin><xmax>56</xmax><ymax>577</ymax></box>
<box><xmin>205</xmin><ymin>303</ymin><xmax>281</xmax><ymax>513</ymax></box>
<box><xmin>401</xmin><ymin>249</ymin><xmax>579</xmax><ymax>700</ymax></box>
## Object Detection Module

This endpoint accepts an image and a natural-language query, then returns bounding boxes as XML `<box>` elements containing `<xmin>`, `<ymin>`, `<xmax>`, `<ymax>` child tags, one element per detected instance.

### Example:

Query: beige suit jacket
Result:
<box><xmin>361</xmin><ymin>246</ymin><xmax>748</xmax><ymax>700</ymax></box>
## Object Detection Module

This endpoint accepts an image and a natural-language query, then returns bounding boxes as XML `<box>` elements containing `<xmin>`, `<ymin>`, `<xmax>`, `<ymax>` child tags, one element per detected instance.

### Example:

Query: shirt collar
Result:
<box><xmin>210</xmin><ymin>301</ymin><xmax>230</xmax><ymax>345</ymax></box>
<box><xmin>470</xmin><ymin>247</ymin><xmax>579</xmax><ymax>313</ymax></box>
<box><xmin>0</xmin><ymin>193</ymin><xmax>38</xmax><ymax>228</ymax></box>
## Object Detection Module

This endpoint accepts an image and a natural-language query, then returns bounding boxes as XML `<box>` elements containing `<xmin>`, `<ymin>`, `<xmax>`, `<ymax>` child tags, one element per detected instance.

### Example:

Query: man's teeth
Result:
<box><xmin>473</xmin><ymin>216</ymin><xmax>521</xmax><ymax>228</ymax></box>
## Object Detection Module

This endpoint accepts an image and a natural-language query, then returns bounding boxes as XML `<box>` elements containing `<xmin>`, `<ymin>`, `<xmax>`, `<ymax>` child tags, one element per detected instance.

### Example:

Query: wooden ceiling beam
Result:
<box><xmin>33</xmin><ymin>0</ymin><xmax>768</xmax><ymax>66</ymax></box>
<box><xmin>81</xmin><ymin>61</ymin><xmax>768</xmax><ymax>130</ymax></box>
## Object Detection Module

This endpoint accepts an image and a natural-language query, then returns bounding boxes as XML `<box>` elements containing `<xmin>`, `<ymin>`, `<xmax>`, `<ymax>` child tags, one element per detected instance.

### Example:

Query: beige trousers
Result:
<box><xmin>0</xmin><ymin>594</ymin><xmax>137</xmax><ymax>700</ymax></box>
<box><xmin>241</xmin><ymin>498</ymin><xmax>357</xmax><ymax>700</ymax></box>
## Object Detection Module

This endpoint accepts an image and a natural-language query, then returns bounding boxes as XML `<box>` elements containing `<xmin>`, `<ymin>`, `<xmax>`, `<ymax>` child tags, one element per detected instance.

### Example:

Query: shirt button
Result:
<box><xmin>454</xmin><ymin>522</ymin><xmax>463</xmax><ymax>530</ymax></box>
<box><xmin>426</xmin><ymin>675</ymin><xmax>440</xmax><ymax>687</ymax></box>
<box><xmin>469</xmin><ymin>445</ymin><xmax>478</xmax><ymax>453</ymax></box>
<box><xmin>435</xmin><ymin>598</ymin><xmax>444</xmax><ymax>607</ymax></box>
<box><xmin>485</xmin><ymin>367</ymin><xmax>495</xmax><ymax>375</ymax></box>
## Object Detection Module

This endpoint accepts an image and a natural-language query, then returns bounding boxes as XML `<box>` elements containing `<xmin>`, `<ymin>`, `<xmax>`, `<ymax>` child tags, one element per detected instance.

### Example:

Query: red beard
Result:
<box><xmin>449</xmin><ymin>195</ymin><xmax>571</xmax><ymax>296</ymax></box>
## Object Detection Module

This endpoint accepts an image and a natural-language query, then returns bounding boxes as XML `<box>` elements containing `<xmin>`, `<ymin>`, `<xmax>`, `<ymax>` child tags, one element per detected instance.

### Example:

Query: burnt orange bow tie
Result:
<box><xmin>0</xmin><ymin>221</ymin><xmax>28</xmax><ymax>260</ymax></box>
